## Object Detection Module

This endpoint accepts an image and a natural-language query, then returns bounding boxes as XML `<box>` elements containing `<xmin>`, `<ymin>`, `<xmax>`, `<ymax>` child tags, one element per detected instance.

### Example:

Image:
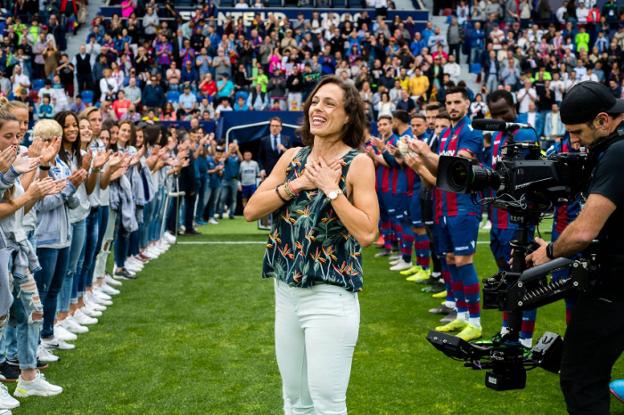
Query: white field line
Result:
<box><xmin>177</xmin><ymin>240</ymin><xmax>491</xmax><ymax>245</ymax></box>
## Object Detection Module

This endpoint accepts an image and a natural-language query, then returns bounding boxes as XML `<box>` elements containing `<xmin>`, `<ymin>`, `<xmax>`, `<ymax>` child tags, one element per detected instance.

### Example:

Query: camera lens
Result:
<box><xmin>448</xmin><ymin>161</ymin><xmax>469</xmax><ymax>192</ymax></box>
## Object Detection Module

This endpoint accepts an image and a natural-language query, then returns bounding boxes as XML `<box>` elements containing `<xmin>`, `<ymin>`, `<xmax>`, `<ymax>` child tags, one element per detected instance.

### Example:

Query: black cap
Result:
<box><xmin>560</xmin><ymin>81</ymin><xmax>624</xmax><ymax>124</ymax></box>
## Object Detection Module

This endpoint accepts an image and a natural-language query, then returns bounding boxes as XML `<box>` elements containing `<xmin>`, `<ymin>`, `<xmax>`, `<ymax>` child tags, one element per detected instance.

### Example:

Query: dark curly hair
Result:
<box><xmin>299</xmin><ymin>75</ymin><xmax>367</xmax><ymax>149</ymax></box>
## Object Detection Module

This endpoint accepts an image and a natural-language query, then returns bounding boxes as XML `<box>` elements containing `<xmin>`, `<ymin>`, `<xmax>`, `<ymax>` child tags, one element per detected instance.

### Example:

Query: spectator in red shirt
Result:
<box><xmin>112</xmin><ymin>90</ymin><xmax>132</xmax><ymax>120</ymax></box>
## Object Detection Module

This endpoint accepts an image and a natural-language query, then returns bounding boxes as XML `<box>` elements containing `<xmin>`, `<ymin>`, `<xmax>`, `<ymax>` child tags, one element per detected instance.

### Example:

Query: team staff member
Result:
<box><xmin>526</xmin><ymin>81</ymin><xmax>624</xmax><ymax>415</ymax></box>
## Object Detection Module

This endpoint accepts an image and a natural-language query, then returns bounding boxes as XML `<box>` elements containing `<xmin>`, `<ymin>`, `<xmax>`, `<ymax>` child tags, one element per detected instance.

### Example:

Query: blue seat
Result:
<box><xmin>235</xmin><ymin>90</ymin><xmax>249</xmax><ymax>102</ymax></box>
<box><xmin>469</xmin><ymin>63</ymin><xmax>482</xmax><ymax>74</ymax></box>
<box><xmin>81</xmin><ymin>90</ymin><xmax>95</xmax><ymax>104</ymax></box>
<box><xmin>32</xmin><ymin>79</ymin><xmax>45</xmax><ymax>92</ymax></box>
<box><xmin>167</xmin><ymin>90</ymin><xmax>180</xmax><ymax>103</ymax></box>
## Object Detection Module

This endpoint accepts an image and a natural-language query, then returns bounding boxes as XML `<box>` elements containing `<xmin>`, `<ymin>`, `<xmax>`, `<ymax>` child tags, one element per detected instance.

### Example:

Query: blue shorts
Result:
<box><xmin>438</xmin><ymin>215</ymin><xmax>479</xmax><ymax>256</ymax></box>
<box><xmin>241</xmin><ymin>184</ymin><xmax>257</xmax><ymax>199</ymax></box>
<box><xmin>409</xmin><ymin>195</ymin><xmax>423</xmax><ymax>227</ymax></box>
<box><xmin>489</xmin><ymin>227</ymin><xmax>517</xmax><ymax>262</ymax></box>
<box><xmin>382</xmin><ymin>192</ymin><xmax>408</xmax><ymax>222</ymax></box>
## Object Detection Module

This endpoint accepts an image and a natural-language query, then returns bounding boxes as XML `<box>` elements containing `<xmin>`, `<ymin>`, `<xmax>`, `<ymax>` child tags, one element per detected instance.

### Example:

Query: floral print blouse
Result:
<box><xmin>262</xmin><ymin>146</ymin><xmax>363</xmax><ymax>292</ymax></box>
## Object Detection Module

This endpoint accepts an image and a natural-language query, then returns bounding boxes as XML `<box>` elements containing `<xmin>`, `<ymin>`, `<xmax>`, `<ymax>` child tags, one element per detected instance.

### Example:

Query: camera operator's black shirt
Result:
<box><xmin>588</xmin><ymin>138</ymin><xmax>624</xmax><ymax>257</ymax></box>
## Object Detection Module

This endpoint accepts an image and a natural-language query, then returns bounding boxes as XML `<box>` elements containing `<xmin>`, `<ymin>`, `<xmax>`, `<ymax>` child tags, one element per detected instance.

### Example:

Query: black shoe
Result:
<box><xmin>0</xmin><ymin>361</ymin><xmax>19</xmax><ymax>382</ymax></box>
<box><xmin>184</xmin><ymin>229</ymin><xmax>201</xmax><ymax>235</ymax></box>
<box><xmin>229</xmin><ymin>215</ymin><xmax>235</xmax><ymax>219</ymax></box>
<box><xmin>115</xmin><ymin>269</ymin><xmax>136</xmax><ymax>280</ymax></box>
<box><xmin>7</xmin><ymin>358</ymin><xmax>49</xmax><ymax>371</ymax></box>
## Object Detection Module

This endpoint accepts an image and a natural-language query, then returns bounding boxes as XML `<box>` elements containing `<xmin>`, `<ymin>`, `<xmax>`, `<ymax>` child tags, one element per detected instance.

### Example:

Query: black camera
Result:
<box><xmin>428</xmin><ymin>130</ymin><xmax>594</xmax><ymax>391</ymax></box>
<box><xmin>436</xmin><ymin>142</ymin><xmax>590</xmax><ymax>217</ymax></box>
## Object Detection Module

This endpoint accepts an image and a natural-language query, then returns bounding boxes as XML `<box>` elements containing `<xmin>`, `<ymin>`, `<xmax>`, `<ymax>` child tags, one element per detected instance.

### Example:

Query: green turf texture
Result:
<box><xmin>18</xmin><ymin>218</ymin><xmax>624</xmax><ymax>414</ymax></box>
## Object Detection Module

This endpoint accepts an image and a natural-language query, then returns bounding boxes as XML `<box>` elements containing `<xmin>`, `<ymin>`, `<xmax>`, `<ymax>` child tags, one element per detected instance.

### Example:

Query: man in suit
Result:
<box><xmin>542</xmin><ymin>103</ymin><xmax>566</xmax><ymax>149</ymax></box>
<box><xmin>257</xmin><ymin>116</ymin><xmax>291</xmax><ymax>180</ymax></box>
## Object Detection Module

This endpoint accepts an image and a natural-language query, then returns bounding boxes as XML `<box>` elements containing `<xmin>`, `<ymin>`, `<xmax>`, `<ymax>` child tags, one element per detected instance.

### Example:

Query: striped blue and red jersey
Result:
<box><xmin>487</xmin><ymin>125</ymin><xmax>539</xmax><ymax>230</ymax></box>
<box><xmin>375</xmin><ymin>133</ymin><xmax>399</xmax><ymax>194</ymax></box>
<box><xmin>547</xmin><ymin>136</ymin><xmax>582</xmax><ymax>234</ymax></box>
<box><xmin>381</xmin><ymin>132</ymin><xmax>410</xmax><ymax>195</ymax></box>
<box><xmin>434</xmin><ymin>116</ymin><xmax>484</xmax><ymax>221</ymax></box>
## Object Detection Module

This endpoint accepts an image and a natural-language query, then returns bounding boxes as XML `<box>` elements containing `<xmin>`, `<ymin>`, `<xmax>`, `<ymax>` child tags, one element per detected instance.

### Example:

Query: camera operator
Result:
<box><xmin>525</xmin><ymin>81</ymin><xmax>624</xmax><ymax>415</ymax></box>
<box><xmin>486</xmin><ymin>90</ymin><xmax>539</xmax><ymax>348</ymax></box>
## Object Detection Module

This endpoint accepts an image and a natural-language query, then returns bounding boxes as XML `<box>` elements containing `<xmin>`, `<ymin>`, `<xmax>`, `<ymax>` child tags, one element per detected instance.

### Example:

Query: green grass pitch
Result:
<box><xmin>17</xmin><ymin>219</ymin><xmax>624</xmax><ymax>414</ymax></box>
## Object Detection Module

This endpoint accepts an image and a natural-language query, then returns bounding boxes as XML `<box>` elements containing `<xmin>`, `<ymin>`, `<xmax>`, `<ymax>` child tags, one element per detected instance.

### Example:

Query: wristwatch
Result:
<box><xmin>327</xmin><ymin>189</ymin><xmax>343</xmax><ymax>201</ymax></box>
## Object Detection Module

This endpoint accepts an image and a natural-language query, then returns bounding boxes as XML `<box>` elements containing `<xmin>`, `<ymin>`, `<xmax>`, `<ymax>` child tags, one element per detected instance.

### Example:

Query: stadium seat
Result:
<box><xmin>167</xmin><ymin>90</ymin><xmax>180</xmax><ymax>103</ymax></box>
<box><xmin>235</xmin><ymin>90</ymin><xmax>249</xmax><ymax>103</ymax></box>
<box><xmin>81</xmin><ymin>90</ymin><xmax>95</xmax><ymax>104</ymax></box>
<box><xmin>32</xmin><ymin>79</ymin><xmax>45</xmax><ymax>92</ymax></box>
<box><xmin>469</xmin><ymin>63</ymin><xmax>482</xmax><ymax>74</ymax></box>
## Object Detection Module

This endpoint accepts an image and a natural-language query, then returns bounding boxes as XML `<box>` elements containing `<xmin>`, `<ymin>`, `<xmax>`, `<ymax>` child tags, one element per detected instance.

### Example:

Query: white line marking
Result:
<box><xmin>177</xmin><ymin>241</ymin><xmax>266</xmax><ymax>245</ymax></box>
<box><xmin>177</xmin><ymin>240</ymin><xmax>492</xmax><ymax>245</ymax></box>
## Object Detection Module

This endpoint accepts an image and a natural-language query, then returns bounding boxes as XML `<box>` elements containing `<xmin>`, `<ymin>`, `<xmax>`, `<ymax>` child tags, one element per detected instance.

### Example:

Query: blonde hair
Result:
<box><xmin>80</xmin><ymin>106</ymin><xmax>99</xmax><ymax>121</ymax></box>
<box><xmin>0</xmin><ymin>97</ymin><xmax>28</xmax><ymax>112</ymax></box>
<box><xmin>32</xmin><ymin>119</ymin><xmax>63</xmax><ymax>141</ymax></box>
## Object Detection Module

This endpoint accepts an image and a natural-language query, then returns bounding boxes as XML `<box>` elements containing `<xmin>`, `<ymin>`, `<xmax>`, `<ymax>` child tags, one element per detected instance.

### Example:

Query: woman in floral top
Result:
<box><xmin>244</xmin><ymin>75</ymin><xmax>379</xmax><ymax>415</ymax></box>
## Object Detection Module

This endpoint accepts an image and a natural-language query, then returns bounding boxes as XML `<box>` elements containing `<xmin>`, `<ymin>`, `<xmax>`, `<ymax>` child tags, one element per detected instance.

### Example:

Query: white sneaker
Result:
<box><xmin>42</xmin><ymin>336</ymin><xmax>75</xmax><ymax>351</ymax></box>
<box><xmin>208</xmin><ymin>218</ymin><xmax>218</xmax><ymax>225</ymax></box>
<box><xmin>94</xmin><ymin>291</ymin><xmax>112</xmax><ymax>301</ymax></box>
<box><xmin>0</xmin><ymin>384</ymin><xmax>19</xmax><ymax>409</ymax></box>
<box><xmin>105</xmin><ymin>275</ymin><xmax>122</xmax><ymax>287</ymax></box>
<box><xmin>62</xmin><ymin>317</ymin><xmax>89</xmax><ymax>334</ymax></box>
<box><xmin>124</xmin><ymin>262</ymin><xmax>142</xmax><ymax>273</ymax></box>
<box><xmin>14</xmin><ymin>372</ymin><xmax>63</xmax><ymax>397</ymax></box>
<box><xmin>92</xmin><ymin>292</ymin><xmax>112</xmax><ymax>306</ymax></box>
<box><xmin>390</xmin><ymin>259</ymin><xmax>413</xmax><ymax>271</ymax></box>
<box><xmin>36</xmin><ymin>345</ymin><xmax>59</xmax><ymax>363</ymax></box>
<box><xmin>0</xmin><ymin>410</ymin><xmax>11</xmax><ymax>415</ymax></box>
<box><xmin>85</xmin><ymin>295</ymin><xmax>107</xmax><ymax>311</ymax></box>
<box><xmin>54</xmin><ymin>325</ymin><xmax>78</xmax><ymax>342</ymax></box>
<box><xmin>163</xmin><ymin>231</ymin><xmax>176</xmax><ymax>244</ymax></box>
<box><xmin>73</xmin><ymin>310</ymin><xmax>98</xmax><ymax>326</ymax></box>
<box><xmin>388</xmin><ymin>254</ymin><xmax>401</xmax><ymax>261</ymax></box>
<box><xmin>142</xmin><ymin>250</ymin><xmax>158</xmax><ymax>259</ymax></box>
<box><xmin>81</xmin><ymin>305</ymin><xmax>102</xmax><ymax>318</ymax></box>
<box><xmin>99</xmin><ymin>284</ymin><xmax>120</xmax><ymax>296</ymax></box>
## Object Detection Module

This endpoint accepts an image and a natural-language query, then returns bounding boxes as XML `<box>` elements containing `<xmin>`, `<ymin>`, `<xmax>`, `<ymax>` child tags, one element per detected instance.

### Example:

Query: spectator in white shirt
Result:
<box><xmin>443</xmin><ymin>54</ymin><xmax>462</xmax><ymax>84</ymax></box>
<box><xmin>516</xmin><ymin>79</ymin><xmax>537</xmax><ymax>114</ymax></box>
<box><xmin>11</xmin><ymin>65</ymin><xmax>30</xmax><ymax>96</ymax></box>
<box><xmin>235</xmin><ymin>0</ymin><xmax>250</xmax><ymax>8</ymax></box>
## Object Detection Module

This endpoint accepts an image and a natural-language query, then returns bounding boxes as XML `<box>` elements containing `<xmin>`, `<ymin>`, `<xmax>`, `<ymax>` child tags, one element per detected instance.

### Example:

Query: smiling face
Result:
<box><xmin>308</xmin><ymin>82</ymin><xmax>348</xmax><ymax>140</ymax></box>
<box><xmin>0</xmin><ymin>119</ymin><xmax>20</xmax><ymax>151</ymax></box>
<box><xmin>118</xmin><ymin>122</ymin><xmax>132</xmax><ymax>145</ymax></box>
<box><xmin>79</xmin><ymin>119</ymin><xmax>92</xmax><ymax>145</ymax></box>
<box><xmin>10</xmin><ymin>106</ymin><xmax>28</xmax><ymax>138</ymax></box>
<box><xmin>63</xmin><ymin>114</ymin><xmax>79</xmax><ymax>144</ymax></box>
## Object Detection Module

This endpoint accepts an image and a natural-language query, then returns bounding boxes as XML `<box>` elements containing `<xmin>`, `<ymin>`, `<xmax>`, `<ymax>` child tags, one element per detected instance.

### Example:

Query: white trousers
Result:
<box><xmin>274</xmin><ymin>279</ymin><xmax>360</xmax><ymax>415</ymax></box>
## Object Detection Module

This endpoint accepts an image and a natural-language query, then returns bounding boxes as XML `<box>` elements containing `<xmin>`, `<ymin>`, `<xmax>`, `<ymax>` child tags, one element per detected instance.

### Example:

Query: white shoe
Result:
<box><xmin>36</xmin><ymin>345</ymin><xmax>59</xmax><ymax>363</ymax></box>
<box><xmin>388</xmin><ymin>254</ymin><xmax>401</xmax><ymax>261</ymax></box>
<box><xmin>481</xmin><ymin>221</ymin><xmax>492</xmax><ymax>230</ymax></box>
<box><xmin>125</xmin><ymin>258</ymin><xmax>144</xmax><ymax>269</ymax></box>
<box><xmin>105</xmin><ymin>275</ymin><xmax>122</xmax><ymax>287</ymax></box>
<box><xmin>94</xmin><ymin>290</ymin><xmax>112</xmax><ymax>301</ymax></box>
<box><xmin>163</xmin><ymin>231</ymin><xmax>176</xmax><ymax>244</ymax></box>
<box><xmin>92</xmin><ymin>292</ymin><xmax>112</xmax><ymax>306</ymax></box>
<box><xmin>82</xmin><ymin>305</ymin><xmax>102</xmax><ymax>318</ymax></box>
<box><xmin>14</xmin><ymin>372</ymin><xmax>63</xmax><ymax>397</ymax></box>
<box><xmin>54</xmin><ymin>325</ymin><xmax>78</xmax><ymax>342</ymax></box>
<box><xmin>73</xmin><ymin>310</ymin><xmax>98</xmax><ymax>326</ymax></box>
<box><xmin>0</xmin><ymin>410</ymin><xmax>11</xmax><ymax>415</ymax></box>
<box><xmin>124</xmin><ymin>262</ymin><xmax>142</xmax><ymax>273</ymax></box>
<box><xmin>62</xmin><ymin>317</ymin><xmax>89</xmax><ymax>334</ymax></box>
<box><xmin>0</xmin><ymin>383</ymin><xmax>19</xmax><ymax>409</ymax></box>
<box><xmin>208</xmin><ymin>218</ymin><xmax>218</xmax><ymax>225</ymax></box>
<box><xmin>42</xmin><ymin>336</ymin><xmax>74</xmax><ymax>351</ymax></box>
<box><xmin>99</xmin><ymin>284</ymin><xmax>120</xmax><ymax>296</ymax></box>
<box><xmin>390</xmin><ymin>259</ymin><xmax>413</xmax><ymax>271</ymax></box>
<box><xmin>142</xmin><ymin>249</ymin><xmax>158</xmax><ymax>259</ymax></box>
<box><xmin>85</xmin><ymin>295</ymin><xmax>106</xmax><ymax>311</ymax></box>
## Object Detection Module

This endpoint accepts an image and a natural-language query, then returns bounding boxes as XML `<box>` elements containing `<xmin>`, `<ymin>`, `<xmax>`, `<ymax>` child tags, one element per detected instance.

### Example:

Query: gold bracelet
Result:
<box><xmin>283</xmin><ymin>181</ymin><xmax>297</xmax><ymax>199</ymax></box>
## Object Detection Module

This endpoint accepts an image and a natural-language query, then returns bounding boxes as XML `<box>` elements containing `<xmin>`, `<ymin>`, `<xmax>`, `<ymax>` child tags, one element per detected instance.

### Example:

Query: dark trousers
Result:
<box><xmin>77</xmin><ymin>75</ymin><xmax>93</xmax><ymax>94</ymax></box>
<box><xmin>449</xmin><ymin>43</ymin><xmax>462</xmax><ymax>64</ymax></box>
<box><xmin>184</xmin><ymin>192</ymin><xmax>197</xmax><ymax>231</ymax></box>
<box><xmin>560</xmin><ymin>295</ymin><xmax>624</xmax><ymax>415</ymax></box>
